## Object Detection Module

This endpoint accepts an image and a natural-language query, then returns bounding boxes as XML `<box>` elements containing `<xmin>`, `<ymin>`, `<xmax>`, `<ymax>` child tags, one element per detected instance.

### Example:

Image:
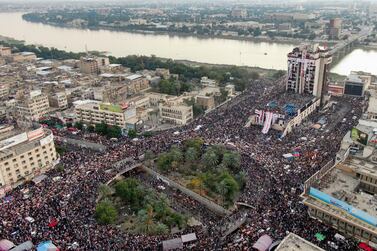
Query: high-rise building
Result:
<box><xmin>286</xmin><ymin>44</ymin><xmax>332</xmax><ymax>99</ymax></box>
<box><xmin>327</xmin><ymin>18</ymin><xmax>342</xmax><ymax>39</ymax></box>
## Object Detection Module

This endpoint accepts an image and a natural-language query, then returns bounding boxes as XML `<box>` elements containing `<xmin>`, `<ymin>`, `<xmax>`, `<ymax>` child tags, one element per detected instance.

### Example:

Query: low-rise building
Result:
<box><xmin>367</xmin><ymin>89</ymin><xmax>377</xmax><ymax>121</ymax></box>
<box><xmin>0</xmin><ymin>46</ymin><xmax>11</xmax><ymax>57</ymax></box>
<box><xmin>0</xmin><ymin>125</ymin><xmax>58</xmax><ymax>194</ymax></box>
<box><xmin>275</xmin><ymin>233</ymin><xmax>325</xmax><ymax>251</ymax></box>
<box><xmin>9</xmin><ymin>52</ymin><xmax>37</xmax><ymax>63</ymax></box>
<box><xmin>125</xmin><ymin>74</ymin><xmax>150</xmax><ymax>94</ymax></box>
<box><xmin>16</xmin><ymin>90</ymin><xmax>50</xmax><ymax>121</ymax></box>
<box><xmin>0</xmin><ymin>83</ymin><xmax>9</xmax><ymax>99</ymax></box>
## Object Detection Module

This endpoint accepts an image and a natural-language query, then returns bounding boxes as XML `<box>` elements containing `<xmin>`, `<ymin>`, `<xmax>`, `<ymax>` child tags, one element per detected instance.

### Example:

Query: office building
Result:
<box><xmin>159</xmin><ymin>103</ymin><xmax>193</xmax><ymax>125</ymax></box>
<box><xmin>16</xmin><ymin>90</ymin><xmax>50</xmax><ymax>121</ymax></box>
<box><xmin>75</xmin><ymin>101</ymin><xmax>137</xmax><ymax>128</ymax></box>
<box><xmin>327</xmin><ymin>18</ymin><xmax>342</xmax><ymax>39</ymax></box>
<box><xmin>287</xmin><ymin>44</ymin><xmax>332</xmax><ymax>99</ymax></box>
<box><xmin>0</xmin><ymin>125</ymin><xmax>58</xmax><ymax>194</ymax></box>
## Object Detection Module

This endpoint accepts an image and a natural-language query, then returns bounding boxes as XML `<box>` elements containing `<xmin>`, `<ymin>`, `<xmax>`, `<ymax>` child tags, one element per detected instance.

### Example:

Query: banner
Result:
<box><xmin>351</xmin><ymin>127</ymin><xmax>369</xmax><ymax>146</ymax></box>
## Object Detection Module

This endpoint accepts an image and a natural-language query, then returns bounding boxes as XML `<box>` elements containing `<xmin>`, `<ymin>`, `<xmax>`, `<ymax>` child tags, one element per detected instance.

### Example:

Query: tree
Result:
<box><xmin>128</xmin><ymin>129</ymin><xmax>137</xmax><ymax>138</ymax></box>
<box><xmin>217</xmin><ymin>171</ymin><xmax>240</xmax><ymax>205</ymax></box>
<box><xmin>202</xmin><ymin>149</ymin><xmax>219</xmax><ymax>168</ymax></box>
<box><xmin>74</xmin><ymin>121</ymin><xmax>83</xmax><ymax>130</ymax></box>
<box><xmin>145</xmin><ymin>150</ymin><xmax>155</xmax><ymax>167</ymax></box>
<box><xmin>221</xmin><ymin>151</ymin><xmax>241</xmax><ymax>172</ymax></box>
<box><xmin>169</xmin><ymin>146</ymin><xmax>183</xmax><ymax>163</ymax></box>
<box><xmin>95</xmin><ymin>122</ymin><xmax>108</xmax><ymax>135</ymax></box>
<box><xmin>185</xmin><ymin>147</ymin><xmax>198</xmax><ymax>163</ymax></box>
<box><xmin>157</xmin><ymin>153</ymin><xmax>172</xmax><ymax>172</ymax></box>
<box><xmin>250</xmin><ymin>72</ymin><xmax>260</xmax><ymax>80</ymax></box>
<box><xmin>114</xmin><ymin>179</ymin><xmax>144</xmax><ymax>209</ymax></box>
<box><xmin>95</xmin><ymin>199</ymin><xmax>118</xmax><ymax>225</ymax></box>
<box><xmin>184</xmin><ymin>137</ymin><xmax>204</xmax><ymax>151</ymax></box>
<box><xmin>108</xmin><ymin>125</ymin><xmax>122</xmax><ymax>138</ymax></box>
<box><xmin>87</xmin><ymin>125</ymin><xmax>95</xmax><ymax>133</ymax></box>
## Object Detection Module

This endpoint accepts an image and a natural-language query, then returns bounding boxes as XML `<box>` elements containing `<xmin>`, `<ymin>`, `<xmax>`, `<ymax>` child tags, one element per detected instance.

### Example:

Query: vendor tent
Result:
<box><xmin>0</xmin><ymin>240</ymin><xmax>15</xmax><ymax>251</ymax></box>
<box><xmin>37</xmin><ymin>241</ymin><xmax>59</xmax><ymax>251</ymax></box>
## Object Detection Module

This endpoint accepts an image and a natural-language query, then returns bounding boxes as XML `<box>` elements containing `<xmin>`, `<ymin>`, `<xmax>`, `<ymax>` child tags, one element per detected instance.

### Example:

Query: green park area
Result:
<box><xmin>150</xmin><ymin>138</ymin><xmax>245</xmax><ymax>208</ymax></box>
<box><xmin>95</xmin><ymin>178</ymin><xmax>187</xmax><ymax>235</ymax></box>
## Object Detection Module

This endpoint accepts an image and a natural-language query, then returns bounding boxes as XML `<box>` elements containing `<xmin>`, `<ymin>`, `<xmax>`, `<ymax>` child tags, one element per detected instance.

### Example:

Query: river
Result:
<box><xmin>0</xmin><ymin>12</ymin><xmax>376</xmax><ymax>75</ymax></box>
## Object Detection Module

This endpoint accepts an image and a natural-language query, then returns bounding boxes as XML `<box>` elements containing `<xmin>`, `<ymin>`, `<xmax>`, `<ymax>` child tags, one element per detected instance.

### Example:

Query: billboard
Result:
<box><xmin>351</xmin><ymin>127</ymin><xmax>369</xmax><ymax>146</ymax></box>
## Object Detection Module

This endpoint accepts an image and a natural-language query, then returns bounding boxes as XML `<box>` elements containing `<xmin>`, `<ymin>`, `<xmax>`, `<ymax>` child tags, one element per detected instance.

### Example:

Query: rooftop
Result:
<box><xmin>256</xmin><ymin>91</ymin><xmax>317</xmax><ymax>117</ymax></box>
<box><xmin>276</xmin><ymin>233</ymin><xmax>325</xmax><ymax>251</ymax></box>
<box><xmin>126</xmin><ymin>74</ymin><xmax>143</xmax><ymax>81</ymax></box>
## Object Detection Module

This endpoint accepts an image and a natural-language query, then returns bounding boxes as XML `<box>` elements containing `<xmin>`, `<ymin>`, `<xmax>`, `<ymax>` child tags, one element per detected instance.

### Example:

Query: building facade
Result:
<box><xmin>75</xmin><ymin>101</ymin><xmax>137</xmax><ymax>128</ymax></box>
<box><xmin>287</xmin><ymin>44</ymin><xmax>332</xmax><ymax>99</ymax></box>
<box><xmin>0</xmin><ymin>126</ymin><xmax>58</xmax><ymax>193</ymax></box>
<box><xmin>159</xmin><ymin>103</ymin><xmax>193</xmax><ymax>125</ymax></box>
<box><xmin>16</xmin><ymin>91</ymin><xmax>50</xmax><ymax>121</ymax></box>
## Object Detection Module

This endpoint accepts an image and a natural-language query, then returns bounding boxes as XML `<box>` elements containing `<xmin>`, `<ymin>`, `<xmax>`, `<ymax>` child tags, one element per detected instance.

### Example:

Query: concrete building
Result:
<box><xmin>79</xmin><ymin>57</ymin><xmax>100</xmax><ymax>74</ymax></box>
<box><xmin>48</xmin><ymin>92</ymin><xmax>68</xmax><ymax>110</ymax></box>
<box><xmin>16</xmin><ymin>90</ymin><xmax>50</xmax><ymax>121</ymax></box>
<box><xmin>9</xmin><ymin>52</ymin><xmax>37</xmax><ymax>63</ymax></box>
<box><xmin>287</xmin><ymin>44</ymin><xmax>332</xmax><ymax>99</ymax></box>
<box><xmin>344</xmin><ymin>73</ymin><xmax>371</xmax><ymax>97</ymax></box>
<box><xmin>155</xmin><ymin>68</ymin><xmax>170</xmax><ymax>79</ymax></box>
<box><xmin>75</xmin><ymin>101</ymin><xmax>137</xmax><ymax>128</ymax></box>
<box><xmin>159</xmin><ymin>103</ymin><xmax>193</xmax><ymax>125</ymax></box>
<box><xmin>201</xmin><ymin>77</ymin><xmax>217</xmax><ymax>87</ymax></box>
<box><xmin>0</xmin><ymin>46</ymin><xmax>11</xmax><ymax>57</ymax></box>
<box><xmin>231</xmin><ymin>9</ymin><xmax>248</xmax><ymax>19</ymax></box>
<box><xmin>125</xmin><ymin>74</ymin><xmax>150</xmax><ymax>94</ymax></box>
<box><xmin>327</xmin><ymin>18</ymin><xmax>342</xmax><ymax>39</ymax></box>
<box><xmin>302</xmin><ymin>116</ymin><xmax>377</xmax><ymax>248</ymax></box>
<box><xmin>0</xmin><ymin>125</ymin><xmax>58</xmax><ymax>195</ymax></box>
<box><xmin>276</xmin><ymin>233</ymin><xmax>325</xmax><ymax>251</ymax></box>
<box><xmin>196</xmin><ymin>96</ymin><xmax>215</xmax><ymax>110</ymax></box>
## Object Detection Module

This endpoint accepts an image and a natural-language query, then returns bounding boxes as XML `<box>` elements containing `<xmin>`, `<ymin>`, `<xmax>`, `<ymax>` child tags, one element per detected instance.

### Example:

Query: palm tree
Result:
<box><xmin>185</xmin><ymin>147</ymin><xmax>198</xmax><ymax>163</ymax></box>
<box><xmin>202</xmin><ymin>150</ymin><xmax>218</xmax><ymax>168</ymax></box>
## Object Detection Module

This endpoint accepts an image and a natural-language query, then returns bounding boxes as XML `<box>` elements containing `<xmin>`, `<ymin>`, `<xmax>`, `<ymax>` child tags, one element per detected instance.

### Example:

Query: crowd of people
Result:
<box><xmin>0</xmin><ymin>75</ymin><xmax>364</xmax><ymax>250</ymax></box>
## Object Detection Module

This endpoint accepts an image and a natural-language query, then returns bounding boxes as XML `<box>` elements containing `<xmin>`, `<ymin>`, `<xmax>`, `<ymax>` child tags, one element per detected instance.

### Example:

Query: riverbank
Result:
<box><xmin>21</xmin><ymin>18</ymin><xmax>306</xmax><ymax>46</ymax></box>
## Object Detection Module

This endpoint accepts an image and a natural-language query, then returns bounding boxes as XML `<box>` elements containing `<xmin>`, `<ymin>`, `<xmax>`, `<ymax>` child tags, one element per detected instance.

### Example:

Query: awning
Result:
<box><xmin>32</xmin><ymin>175</ymin><xmax>47</xmax><ymax>184</ymax></box>
<box><xmin>10</xmin><ymin>241</ymin><xmax>33</xmax><ymax>251</ymax></box>
<box><xmin>0</xmin><ymin>239</ymin><xmax>15</xmax><ymax>251</ymax></box>
<box><xmin>181</xmin><ymin>233</ymin><xmax>197</xmax><ymax>243</ymax></box>
<box><xmin>252</xmin><ymin>234</ymin><xmax>273</xmax><ymax>251</ymax></box>
<box><xmin>37</xmin><ymin>241</ymin><xmax>59</xmax><ymax>251</ymax></box>
<box><xmin>162</xmin><ymin>238</ymin><xmax>183</xmax><ymax>251</ymax></box>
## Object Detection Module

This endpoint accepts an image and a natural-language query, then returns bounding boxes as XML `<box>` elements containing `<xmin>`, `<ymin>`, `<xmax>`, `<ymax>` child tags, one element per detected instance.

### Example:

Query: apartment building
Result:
<box><xmin>0</xmin><ymin>125</ymin><xmax>57</xmax><ymax>193</ymax></box>
<box><xmin>9</xmin><ymin>52</ymin><xmax>37</xmax><ymax>63</ymax></box>
<box><xmin>159</xmin><ymin>103</ymin><xmax>193</xmax><ymax>125</ymax></box>
<box><xmin>48</xmin><ymin>92</ymin><xmax>68</xmax><ymax>110</ymax></box>
<box><xmin>75</xmin><ymin>101</ymin><xmax>137</xmax><ymax>128</ymax></box>
<box><xmin>287</xmin><ymin>44</ymin><xmax>332</xmax><ymax>99</ymax></box>
<box><xmin>16</xmin><ymin>90</ymin><xmax>50</xmax><ymax>121</ymax></box>
<box><xmin>79</xmin><ymin>56</ymin><xmax>110</xmax><ymax>74</ymax></box>
<box><xmin>125</xmin><ymin>74</ymin><xmax>150</xmax><ymax>94</ymax></box>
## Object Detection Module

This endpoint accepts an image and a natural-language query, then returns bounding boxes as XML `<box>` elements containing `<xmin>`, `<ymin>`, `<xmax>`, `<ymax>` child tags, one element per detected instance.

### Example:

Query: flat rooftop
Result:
<box><xmin>256</xmin><ymin>91</ymin><xmax>316</xmax><ymax>116</ymax></box>
<box><xmin>368</xmin><ymin>89</ymin><xmax>377</xmax><ymax>114</ymax></box>
<box><xmin>310</xmin><ymin>157</ymin><xmax>377</xmax><ymax>221</ymax></box>
<box><xmin>276</xmin><ymin>233</ymin><xmax>325</xmax><ymax>251</ymax></box>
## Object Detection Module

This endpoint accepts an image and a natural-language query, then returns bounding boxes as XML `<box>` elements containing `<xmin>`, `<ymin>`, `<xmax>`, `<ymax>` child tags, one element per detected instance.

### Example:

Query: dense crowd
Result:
<box><xmin>0</xmin><ymin>76</ymin><xmax>364</xmax><ymax>250</ymax></box>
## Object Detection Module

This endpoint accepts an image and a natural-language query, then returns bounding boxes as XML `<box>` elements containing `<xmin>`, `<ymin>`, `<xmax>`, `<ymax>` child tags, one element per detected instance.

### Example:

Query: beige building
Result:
<box><xmin>367</xmin><ymin>90</ymin><xmax>377</xmax><ymax>121</ymax></box>
<box><xmin>159</xmin><ymin>103</ymin><xmax>193</xmax><ymax>125</ymax></box>
<box><xmin>16</xmin><ymin>91</ymin><xmax>50</xmax><ymax>121</ymax></box>
<box><xmin>0</xmin><ymin>125</ymin><xmax>58</xmax><ymax>194</ymax></box>
<box><xmin>79</xmin><ymin>57</ymin><xmax>100</xmax><ymax>74</ymax></box>
<box><xmin>276</xmin><ymin>233</ymin><xmax>325</xmax><ymax>251</ymax></box>
<box><xmin>287</xmin><ymin>44</ymin><xmax>332</xmax><ymax>99</ymax></box>
<box><xmin>155</xmin><ymin>68</ymin><xmax>170</xmax><ymax>79</ymax></box>
<box><xmin>48</xmin><ymin>92</ymin><xmax>68</xmax><ymax>110</ymax></box>
<box><xmin>75</xmin><ymin>101</ymin><xmax>137</xmax><ymax>128</ymax></box>
<box><xmin>9</xmin><ymin>52</ymin><xmax>37</xmax><ymax>63</ymax></box>
<box><xmin>0</xmin><ymin>46</ymin><xmax>12</xmax><ymax>57</ymax></box>
<box><xmin>125</xmin><ymin>74</ymin><xmax>150</xmax><ymax>94</ymax></box>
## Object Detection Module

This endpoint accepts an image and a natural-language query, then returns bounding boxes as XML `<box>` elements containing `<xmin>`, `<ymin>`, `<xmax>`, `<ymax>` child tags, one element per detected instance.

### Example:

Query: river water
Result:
<box><xmin>0</xmin><ymin>12</ymin><xmax>376</xmax><ymax>75</ymax></box>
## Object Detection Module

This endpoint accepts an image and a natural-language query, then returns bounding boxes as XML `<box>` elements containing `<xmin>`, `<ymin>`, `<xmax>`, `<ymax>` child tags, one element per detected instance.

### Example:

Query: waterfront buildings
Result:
<box><xmin>286</xmin><ymin>44</ymin><xmax>332</xmax><ymax>99</ymax></box>
<box><xmin>79</xmin><ymin>56</ymin><xmax>109</xmax><ymax>74</ymax></box>
<box><xmin>327</xmin><ymin>18</ymin><xmax>342</xmax><ymax>40</ymax></box>
<box><xmin>0</xmin><ymin>125</ymin><xmax>58</xmax><ymax>194</ymax></box>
